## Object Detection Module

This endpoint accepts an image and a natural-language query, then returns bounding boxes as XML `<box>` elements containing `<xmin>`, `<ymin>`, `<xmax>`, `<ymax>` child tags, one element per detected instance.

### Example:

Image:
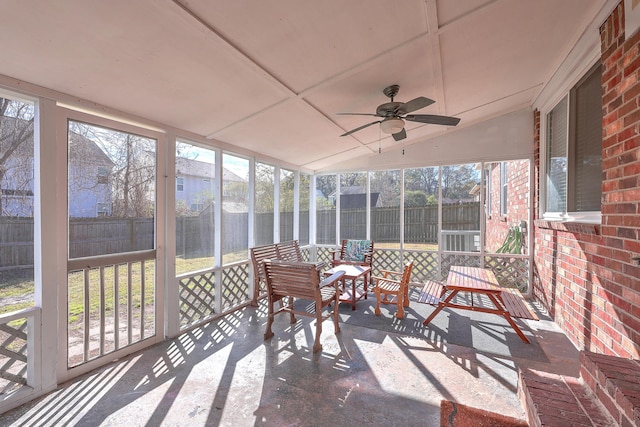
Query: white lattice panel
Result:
<box><xmin>405</xmin><ymin>250</ymin><xmax>439</xmax><ymax>281</ymax></box>
<box><xmin>179</xmin><ymin>271</ymin><xmax>216</xmax><ymax>327</ymax></box>
<box><xmin>485</xmin><ymin>256</ymin><xmax>529</xmax><ymax>292</ymax></box>
<box><xmin>221</xmin><ymin>263</ymin><xmax>250</xmax><ymax>311</ymax></box>
<box><xmin>0</xmin><ymin>318</ymin><xmax>28</xmax><ymax>395</ymax></box>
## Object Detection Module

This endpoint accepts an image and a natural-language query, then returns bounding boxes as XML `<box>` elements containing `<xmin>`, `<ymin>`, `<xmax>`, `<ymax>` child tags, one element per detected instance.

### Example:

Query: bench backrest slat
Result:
<box><xmin>263</xmin><ymin>260</ymin><xmax>320</xmax><ymax>300</ymax></box>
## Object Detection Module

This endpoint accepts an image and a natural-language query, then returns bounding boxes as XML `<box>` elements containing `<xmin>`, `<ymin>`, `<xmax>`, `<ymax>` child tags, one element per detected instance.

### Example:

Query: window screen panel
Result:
<box><xmin>546</xmin><ymin>97</ymin><xmax>568</xmax><ymax>213</ymax></box>
<box><xmin>573</xmin><ymin>65</ymin><xmax>602</xmax><ymax>211</ymax></box>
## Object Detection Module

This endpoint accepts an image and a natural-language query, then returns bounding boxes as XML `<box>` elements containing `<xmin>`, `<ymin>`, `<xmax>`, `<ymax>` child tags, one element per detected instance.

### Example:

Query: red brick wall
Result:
<box><xmin>485</xmin><ymin>160</ymin><xmax>530</xmax><ymax>253</ymax></box>
<box><xmin>533</xmin><ymin>2</ymin><xmax>640</xmax><ymax>359</ymax></box>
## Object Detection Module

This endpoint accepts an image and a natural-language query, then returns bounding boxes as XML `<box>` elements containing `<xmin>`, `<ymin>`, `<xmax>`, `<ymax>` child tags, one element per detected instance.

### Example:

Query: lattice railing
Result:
<box><xmin>441</xmin><ymin>254</ymin><xmax>481</xmax><ymax>281</ymax></box>
<box><xmin>372</xmin><ymin>249</ymin><xmax>401</xmax><ymax>277</ymax></box>
<box><xmin>404</xmin><ymin>250</ymin><xmax>438</xmax><ymax>281</ymax></box>
<box><xmin>485</xmin><ymin>255</ymin><xmax>529</xmax><ymax>292</ymax></box>
<box><xmin>316</xmin><ymin>247</ymin><xmax>530</xmax><ymax>288</ymax></box>
<box><xmin>316</xmin><ymin>246</ymin><xmax>333</xmax><ymax>267</ymax></box>
<box><xmin>179</xmin><ymin>271</ymin><xmax>216</xmax><ymax>328</ymax></box>
<box><xmin>221</xmin><ymin>263</ymin><xmax>249</xmax><ymax>311</ymax></box>
<box><xmin>300</xmin><ymin>246</ymin><xmax>311</xmax><ymax>262</ymax></box>
<box><xmin>0</xmin><ymin>307</ymin><xmax>39</xmax><ymax>401</ymax></box>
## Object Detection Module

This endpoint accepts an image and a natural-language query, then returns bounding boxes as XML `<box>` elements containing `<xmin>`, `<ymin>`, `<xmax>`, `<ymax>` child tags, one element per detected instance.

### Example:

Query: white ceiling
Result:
<box><xmin>0</xmin><ymin>0</ymin><xmax>609</xmax><ymax>171</ymax></box>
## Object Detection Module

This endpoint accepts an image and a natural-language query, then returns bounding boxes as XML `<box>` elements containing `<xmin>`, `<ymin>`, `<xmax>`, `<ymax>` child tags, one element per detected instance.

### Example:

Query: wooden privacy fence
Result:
<box><xmin>322</xmin><ymin>202</ymin><xmax>480</xmax><ymax>243</ymax></box>
<box><xmin>0</xmin><ymin>203</ymin><xmax>479</xmax><ymax>268</ymax></box>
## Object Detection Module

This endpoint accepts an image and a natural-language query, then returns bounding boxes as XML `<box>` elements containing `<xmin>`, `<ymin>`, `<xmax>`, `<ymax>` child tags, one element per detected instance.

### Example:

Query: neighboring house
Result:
<box><xmin>175</xmin><ymin>157</ymin><xmax>246</xmax><ymax>213</ymax></box>
<box><xmin>328</xmin><ymin>186</ymin><xmax>380</xmax><ymax>209</ymax></box>
<box><xmin>67</xmin><ymin>132</ymin><xmax>115</xmax><ymax>217</ymax></box>
<box><xmin>1</xmin><ymin>116</ymin><xmax>113</xmax><ymax>218</ymax></box>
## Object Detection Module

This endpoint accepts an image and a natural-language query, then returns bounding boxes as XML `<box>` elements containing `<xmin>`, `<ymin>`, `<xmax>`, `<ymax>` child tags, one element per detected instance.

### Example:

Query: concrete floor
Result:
<box><xmin>2</xmin><ymin>299</ymin><xmax>580</xmax><ymax>426</ymax></box>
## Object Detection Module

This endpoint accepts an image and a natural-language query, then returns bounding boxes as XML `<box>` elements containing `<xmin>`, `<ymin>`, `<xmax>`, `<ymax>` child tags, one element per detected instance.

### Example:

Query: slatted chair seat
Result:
<box><xmin>263</xmin><ymin>260</ymin><xmax>345</xmax><ymax>353</ymax></box>
<box><xmin>373</xmin><ymin>260</ymin><xmax>414</xmax><ymax>319</ymax></box>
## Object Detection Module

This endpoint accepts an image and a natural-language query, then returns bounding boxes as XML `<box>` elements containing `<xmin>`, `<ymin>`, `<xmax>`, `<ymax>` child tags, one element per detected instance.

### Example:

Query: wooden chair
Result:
<box><xmin>275</xmin><ymin>240</ymin><xmax>303</xmax><ymax>262</ymax></box>
<box><xmin>331</xmin><ymin>239</ymin><xmax>374</xmax><ymax>284</ymax></box>
<box><xmin>262</xmin><ymin>260</ymin><xmax>345</xmax><ymax>353</ymax></box>
<box><xmin>373</xmin><ymin>260</ymin><xmax>414</xmax><ymax>319</ymax></box>
<box><xmin>249</xmin><ymin>243</ymin><xmax>278</xmax><ymax>306</ymax></box>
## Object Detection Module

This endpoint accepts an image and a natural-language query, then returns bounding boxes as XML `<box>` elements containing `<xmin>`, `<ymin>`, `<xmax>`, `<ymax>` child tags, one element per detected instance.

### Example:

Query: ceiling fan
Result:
<box><xmin>338</xmin><ymin>84</ymin><xmax>460</xmax><ymax>141</ymax></box>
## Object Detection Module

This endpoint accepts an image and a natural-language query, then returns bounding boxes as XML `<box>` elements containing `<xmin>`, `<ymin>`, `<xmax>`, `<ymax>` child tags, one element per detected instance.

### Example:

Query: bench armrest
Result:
<box><xmin>378</xmin><ymin>269</ymin><xmax>402</xmax><ymax>278</ymax></box>
<box><xmin>371</xmin><ymin>275</ymin><xmax>401</xmax><ymax>287</ymax></box>
<box><xmin>320</xmin><ymin>271</ymin><xmax>346</xmax><ymax>288</ymax></box>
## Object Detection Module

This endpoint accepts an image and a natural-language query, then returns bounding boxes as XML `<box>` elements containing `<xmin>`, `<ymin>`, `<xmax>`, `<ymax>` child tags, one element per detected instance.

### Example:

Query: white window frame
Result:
<box><xmin>539</xmin><ymin>61</ymin><xmax>602</xmax><ymax>224</ymax></box>
<box><xmin>500</xmin><ymin>162</ymin><xmax>507</xmax><ymax>217</ymax></box>
<box><xmin>176</xmin><ymin>177</ymin><xmax>184</xmax><ymax>192</ymax></box>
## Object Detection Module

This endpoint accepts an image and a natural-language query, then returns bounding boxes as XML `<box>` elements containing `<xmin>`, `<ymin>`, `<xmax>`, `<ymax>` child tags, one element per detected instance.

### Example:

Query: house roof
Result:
<box><xmin>0</xmin><ymin>1</ymin><xmax>615</xmax><ymax>171</ymax></box>
<box><xmin>175</xmin><ymin>157</ymin><xmax>246</xmax><ymax>182</ymax></box>
<box><xmin>68</xmin><ymin>132</ymin><xmax>114</xmax><ymax>167</ymax></box>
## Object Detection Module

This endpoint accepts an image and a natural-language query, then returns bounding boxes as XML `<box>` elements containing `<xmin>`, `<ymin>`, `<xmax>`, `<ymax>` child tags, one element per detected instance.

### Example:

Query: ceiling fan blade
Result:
<box><xmin>395</xmin><ymin>96</ymin><xmax>435</xmax><ymax>115</ymax></box>
<box><xmin>340</xmin><ymin>120</ymin><xmax>382</xmax><ymax>137</ymax></box>
<box><xmin>336</xmin><ymin>112</ymin><xmax>380</xmax><ymax>117</ymax></box>
<box><xmin>405</xmin><ymin>114</ymin><xmax>461</xmax><ymax>126</ymax></box>
<box><xmin>392</xmin><ymin>128</ymin><xmax>407</xmax><ymax>141</ymax></box>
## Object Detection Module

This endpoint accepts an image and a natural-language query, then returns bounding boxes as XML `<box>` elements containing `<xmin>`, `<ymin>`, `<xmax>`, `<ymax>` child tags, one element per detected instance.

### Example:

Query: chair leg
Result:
<box><xmin>375</xmin><ymin>290</ymin><xmax>382</xmax><ymax>315</ymax></box>
<box><xmin>396</xmin><ymin>296</ymin><xmax>405</xmax><ymax>319</ymax></box>
<box><xmin>288</xmin><ymin>296</ymin><xmax>296</xmax><ymax>324</ymax></box>
<box><xmin>313</xmin><ymin>312</ymin><xmax>323</xmax><ymax>353</ymax></box>
<box><xmin>333</xmin><ymin>295</ymin><xmax>341</xmax><ymax>334</ymax></box>
<box><xmin>403</xmin><ymin>286</ymin><xmax>410</xmax><ymax>307</ymax></box>
<box><xmin>264</xmin><ymin>303</ymin><xmax>274</xmax><ymax>340</ymax></box>
<box><xmin>250</xmin><ymin>279</ymin><xmax>260</xmax><ymax>307</ymax></box>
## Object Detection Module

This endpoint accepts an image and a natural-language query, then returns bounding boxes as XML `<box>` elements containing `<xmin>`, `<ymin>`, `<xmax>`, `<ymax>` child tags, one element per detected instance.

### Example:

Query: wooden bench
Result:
<box><xmin>275</xmin><ymin>239</ymin><xmax>303</xmax><ymax>262</ymax></box>
<box><xmin>416</xmin><ymin>278</ymin><xmax>537</xmax><ymax>320</ymax></box>
<box><xmin>250</xmin><ymin>243</ymin><xmax>279</xmax><ymax>306</ymax></box>
<box><xmin>416</xmin><ymin>280</ymin><xmax>445</xmax><ymax>305</ymax></box>
<box><xmin>500</xmin><ymin>287</ymin><xmax>538</xmax><ymax>320</ymax></box>
<box><xmin>251</xmin><ymin>240</ymin><xmax>320</xmax><ymax>306</ymax></box>
<box><xmin>262</xmin><ymin>260</ymin><xmax>345</xmax><ymax>353</ymax></box>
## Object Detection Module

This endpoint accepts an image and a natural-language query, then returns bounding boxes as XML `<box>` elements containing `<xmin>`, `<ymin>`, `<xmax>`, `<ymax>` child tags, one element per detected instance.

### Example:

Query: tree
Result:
<box><xmin>255</xmin><ymin>163</ymin><xmax>274</xmax><ymax>213</ymax></box>
<box><xmin>404</xmin><ymin>167</ymin><xmax>439</xmax><ymax>196</ymax></box>
<box><xmin>441</xmin><ymin>164</ymin><xmax>479</xmax><ymax>201</ymax></box>
<box><xmin>404</xmin><ymin>190</ymin><xmax>427</xmax><ymax>207</ymax></box>
<box><xmin>0</xmin><ymin>98</ymin><xmax>35</xmax><ymax>216</ymax></box>
<box><xmin>70</xmin><ymin>121</ymin><xmax>156</xmax><ymax>218</ymax></box>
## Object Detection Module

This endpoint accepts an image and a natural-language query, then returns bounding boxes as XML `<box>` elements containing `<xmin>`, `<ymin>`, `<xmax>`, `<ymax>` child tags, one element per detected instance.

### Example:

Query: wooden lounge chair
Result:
<box><xmin>373</xmin><ymin>260</ymin><xmax>414</xmax><ymax>319</ymax></box>
<box><xmin>249</xmin><ymin>243</ymin><xmax>279</xmax><ymax>306</ymax></box>
<box><xmin>331</xmin><ymin>239</ymin><xmax>374</xmax><ymax>284</ymax></box>
<box><xmin>275</xmin><ymin>239</ymin><xmax>303</xmax><ymax>262</ymax></box>
<box><xmin>262</xmin><ymin>260</ymin><xmax>345</xmax><ymax>353</ymax></box>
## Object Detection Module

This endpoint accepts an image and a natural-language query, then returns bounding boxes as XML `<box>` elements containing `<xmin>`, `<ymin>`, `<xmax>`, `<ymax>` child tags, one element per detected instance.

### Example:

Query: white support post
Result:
<box><xmin>399</xmin><ymin>170</ymin><xmax>405</xmax><ymax>264</ymax></box>
<box><xmin>335</xmin><ymin>174</ymin><xmax>340</xmax><ymax>245</ymax></box>
<box><xmin>366</xmin><ymin>172</ymin><xmax>371</xmax><ymax>241</ymax></box>
<box><xmin>293</xmin><ymin>171</ymin><xmax>300</xmax><ymax>241</ymax></box>
<box><xmin>36</xmin><ymin>97</ymin><xmax>60</xmax><ymax>390</ymax></box>
<box><xmin>164</xmin><ymin>132</ymin><xmax>179</xmax><ymax>338</ymax></box>
<box><xmin>248</xmin><ymin>157</ymin><xmax>256</xmax><ymax>250</ymax></box>
<box><xmin>274</xmin><ymin>165</ymin><xmax>280</xmax><ymax>243</ymax></box>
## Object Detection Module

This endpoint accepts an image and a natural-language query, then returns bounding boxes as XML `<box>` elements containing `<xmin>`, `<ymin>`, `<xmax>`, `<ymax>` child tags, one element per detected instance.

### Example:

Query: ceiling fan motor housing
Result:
<box><xmin>376</xmin><ymin>102</ymin><xmax>403</xmax><ymax>117</ymax></box>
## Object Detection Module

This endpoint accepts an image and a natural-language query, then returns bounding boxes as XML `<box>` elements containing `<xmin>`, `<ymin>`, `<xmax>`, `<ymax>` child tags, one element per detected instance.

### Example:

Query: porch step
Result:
<box><xmin>580</xmin><ymin>351</ymin><xmax>640</xmax><ymax>427</ymax></box>
<box><xmin>518</xmin><ymin>368</ymin><xmax>617</xmax><ymax>426</ymax></box>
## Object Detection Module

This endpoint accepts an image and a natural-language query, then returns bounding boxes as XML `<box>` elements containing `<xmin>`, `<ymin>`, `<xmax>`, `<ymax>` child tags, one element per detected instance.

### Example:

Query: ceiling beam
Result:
<box><xmin>423</xmin><ymin>0</ymin><xmax>446</xmax><ymax>115</ymax></box>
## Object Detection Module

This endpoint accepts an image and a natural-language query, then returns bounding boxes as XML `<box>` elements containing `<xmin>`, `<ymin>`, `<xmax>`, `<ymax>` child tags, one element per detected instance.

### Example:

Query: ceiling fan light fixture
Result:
<box><xmin>380</xmin><ymin>117</ymin><xmax>404</xmax><ymax>134</ymax></box>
